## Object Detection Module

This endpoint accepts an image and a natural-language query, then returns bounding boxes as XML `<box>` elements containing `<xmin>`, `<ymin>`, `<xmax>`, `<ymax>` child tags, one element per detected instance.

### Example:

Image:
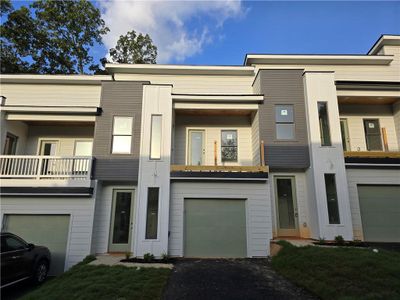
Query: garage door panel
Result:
<box><xmin>184</xmin><ymin>199</ymin><xmax>247</xmax><ymax>258</ymax></box>
<box><xmin>358</xmin><ymin>185</ymin><xmax>400</xmax><ymax>243</ymax></box>
<box><xmin>4</xmin><ymin>215</ymin><xmax>70</xmax><ymax>275</ymax></box>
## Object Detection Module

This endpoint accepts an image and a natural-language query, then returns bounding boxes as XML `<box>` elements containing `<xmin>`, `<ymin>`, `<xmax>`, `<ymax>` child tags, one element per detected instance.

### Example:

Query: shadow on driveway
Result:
<box><xmin>1</xmin><ymin>278</ymin><xmax>51</xmax><ymax>300</ymax></box>
<box><xmin>163</xmin><ymin>258</ymin><xmax>317</xmax><ymax>300</ymax></box>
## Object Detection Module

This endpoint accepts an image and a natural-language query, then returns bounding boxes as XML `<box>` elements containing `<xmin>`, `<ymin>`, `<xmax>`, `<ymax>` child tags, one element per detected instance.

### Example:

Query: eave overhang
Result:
<box><xmin>106</xmin><ymin>63</ymin><xmax>255</xmax><ymax>76</ymax></box>
<box><xmin>244</xmin><ymin>54</ymin><xmax>393</xmax><ymax>66</ymax></box>
<box><xmin>0</xmin><ymin>74</ymin><xmax>111</xmax><ymax>85</ymax></box>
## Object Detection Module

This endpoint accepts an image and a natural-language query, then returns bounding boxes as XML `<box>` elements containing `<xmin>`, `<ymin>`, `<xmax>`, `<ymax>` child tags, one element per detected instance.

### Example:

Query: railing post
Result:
<box><xmin>214</xmin><ymin>140</ymin><xmax>218</xmax><ymax>166</ymax></box>
<box><xmin>260</xmin><ymin>140</ymin><xmax>265</xmax><ymax>166</ymax></box>
<box><xmin>382</xmin><ymin>128</ymin><xmax>389</xmax><ymax>152</ymax></box>
<box><xmin>37</xmin><ymin>156</ymin><xmax>43</xmax><ymax>180</ymax></box>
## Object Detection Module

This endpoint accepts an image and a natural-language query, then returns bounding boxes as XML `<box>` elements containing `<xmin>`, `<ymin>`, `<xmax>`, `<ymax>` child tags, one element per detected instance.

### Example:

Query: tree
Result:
<box><xmin>1</xmin><ymin>0</ymin><xmax>109</xmax><ymax>74</ymax></box>
<box><xmin>109</xmin><ymin>30</ymin><xmax>157</xmax><ymax>64</ymax></box>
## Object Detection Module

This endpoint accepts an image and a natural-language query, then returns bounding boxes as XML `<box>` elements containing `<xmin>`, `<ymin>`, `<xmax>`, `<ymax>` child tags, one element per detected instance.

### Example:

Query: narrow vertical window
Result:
<box><xmin>150</xmin><ymin>115</ymin><xmax>162</xmax><ymax>159</ymax></box>
<box><xmin>145</xmin><ymin>187</ymin><xmax>159</xmax><ymax>239</ymax></box>
<box><xmin>275</xmin><ymin>105</ymin><xmax>295</xmax><ymax>140</ymax></box>
<box><xmin>221</xmin><ymin>130</ymin><xmax>238</xmax><ymax>162</ymax></box>
<box><xmin>112</xmin><ymin>117</ymin><xmax>133</xmax><ymax>154</ymax></box>
<box><xmin>324</xmin><ymin>174</ymin><xmax>340</xmax><ymax>224</ymax></box>
<box><xmin>318</xmin><ymin>102</ymin><xmax>331</xmax><ymax>146</ymax></box>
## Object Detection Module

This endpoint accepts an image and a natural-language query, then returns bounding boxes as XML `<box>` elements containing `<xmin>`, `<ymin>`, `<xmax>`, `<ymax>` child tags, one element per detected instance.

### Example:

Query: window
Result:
<box><xmin>275</xmin><ymin>105</ymin><xmax>295</xmax><ymax>140</ymax></box>
<box><xmin>318</xmin><ymin>102</ymin><xmax>331</xmax><ymax>146</ymax></box>
<box><xmin>150</xmin><ymin>115</ymin><xmax>162</xmax><ymax>159</ymax></box>
<box><xmin>363</xmin><ymin>119</ymin><xmax>383</xmax><ymax>151</ymax></box>
<box><xmin>4</xmin><ymin>236</ymin><xmax>27</xmax><ymax>252</ymax></box>
<box><xmin>3</xmin><ymin>133</ymin><xmax>18</xmax><ymax>155</ymax></box>
<box><xmin>221</xmin><ymin>130</ymin><xmax>238</xmax><ymax>162</ymax></box>
<box><xmin>145</xmin><ymin>188</ymin><xmax>159</xmax><ymax>239</ymax></box>
<box><xmin>324</xmin><ymin>174</ymin><xmax>340</xmax><ymax>224</ymax></box>
<box><xmin>112</xmin><ymin>117</ymin><xmax>133</xmax><ymax>154</ymax></box>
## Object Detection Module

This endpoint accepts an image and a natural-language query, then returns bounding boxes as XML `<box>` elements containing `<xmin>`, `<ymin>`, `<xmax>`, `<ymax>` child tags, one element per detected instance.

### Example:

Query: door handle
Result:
<box><xmin>294</xmin><ymin>213</ymin><xmax>298</xmax><ymax>218</ymax></box>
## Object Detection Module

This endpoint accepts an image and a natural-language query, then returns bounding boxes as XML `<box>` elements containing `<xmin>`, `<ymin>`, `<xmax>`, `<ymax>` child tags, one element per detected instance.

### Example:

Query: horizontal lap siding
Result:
<box><xmin>0</xmin><ymin>196</ymin><xmax>96</xmax><ymax>270</ymax></box>
<box><xmin>346</xmin><ymin>169</ymin><xmax>400</xmax><ymax>240</ymax></box>
<box><xmin>174</xmin><ymin>115</ymin><xmax>254</xmax><ymax>166</ymax></box>
<box><xmin>258</xmin><ymin>70</ymin><xmax>310</xmax><ymax>170</ymax></box>
<box><xmin>169</xmin><ymin>181</ymin><xmax>271</xmax><ymax>257</ymax></box>
<box><xmin>339</xmin><ymin>104</ymin><xmax>399</xmax><ymax>151</ymax></box>
<box><xmin>93</xmin><ymin>82</ymin><xmax>146</xmax><ymax>181</ymax></box>
<box><xmin>1</xmin><ymin>84</ymin><xmax>101</xmax><ymax>106</ymax></box>
<box><xmin>114</xmin><ymin>74</ymin><xmax>254</xmax><ymax>94</ymax></box>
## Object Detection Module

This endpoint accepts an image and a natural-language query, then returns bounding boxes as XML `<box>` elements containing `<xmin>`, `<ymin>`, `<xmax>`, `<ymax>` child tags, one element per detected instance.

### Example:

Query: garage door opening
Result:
<box><xmin>184</xmin><ymin>198</ymin><xmax>247</xmax><ymax>258</ymax></box>
<box><xmin>2</xmin><ymin>214</ymin><xmax>70</xmax><ymax>275</ymax></box>
<box><xmin>358</xmin><ymin>185</ymin><xmax>400</xmax><ymax>243</ymax></box>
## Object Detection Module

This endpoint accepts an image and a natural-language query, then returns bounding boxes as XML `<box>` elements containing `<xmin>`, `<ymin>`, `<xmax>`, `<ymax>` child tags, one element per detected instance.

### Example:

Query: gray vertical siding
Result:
<box><xmin>255</xmin><ymin>69</ymin><xmax>310</xmax><ymax>170</ymax></box>
<box><xmin>93</xmin><ymin>81</ymin><xmax>148</xmax><ymax>181</ymax></box>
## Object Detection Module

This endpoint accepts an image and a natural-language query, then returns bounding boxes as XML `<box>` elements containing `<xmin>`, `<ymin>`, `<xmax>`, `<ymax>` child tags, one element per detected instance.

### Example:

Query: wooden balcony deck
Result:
<box><xmin>344</xmin><ymin>151</ymin><xmax>400</xmax><ymax>158</ymax></box>
<box><xmin>170</xmin><ymin>165</ymin><xmax>269</xmax><ymax>172</ymax></box>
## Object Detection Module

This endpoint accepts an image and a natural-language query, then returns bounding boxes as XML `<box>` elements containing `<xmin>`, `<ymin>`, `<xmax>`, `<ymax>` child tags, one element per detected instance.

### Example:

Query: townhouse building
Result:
<box><xmin>1</xmin><ymin>34</ymin><xmax>399</xmax><ymax>275</ymax></box>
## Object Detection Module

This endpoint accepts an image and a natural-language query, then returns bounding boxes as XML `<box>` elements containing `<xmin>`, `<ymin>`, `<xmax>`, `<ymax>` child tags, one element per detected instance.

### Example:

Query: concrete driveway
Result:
<box><xmin>163</xmin><ymin>259</ymin><xmax>317</xmax><ymax>300</ymax></box>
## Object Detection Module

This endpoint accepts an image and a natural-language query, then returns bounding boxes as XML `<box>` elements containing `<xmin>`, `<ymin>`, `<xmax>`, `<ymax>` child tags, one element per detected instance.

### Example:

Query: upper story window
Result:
<box><xmin>112</xmin><ymin>116</ymin><xmax>133</xmax><ymax>154</ymax></box>
<box><xmin>318</xmin><ymin>102</ymin><xmax>332</xmax><ymax>146</ymax></box>
<box><xmin>275</xmin><ymin>105</ymin><xmax>295</xmax><ymax>140</ymax></box>
<box><xmin>150</xmin><ymin>115</ymin><xmax>162</xmax><ymax>160</ymax></box>
<box><xmin>363</xmin><ymin>119</ymin><xmax>383</xmax><ymax>151</ymax></box>
<box><xmin>221</xmin><ymin>130</ymin><xmax>238</xmax><ymax>162</ymax></box>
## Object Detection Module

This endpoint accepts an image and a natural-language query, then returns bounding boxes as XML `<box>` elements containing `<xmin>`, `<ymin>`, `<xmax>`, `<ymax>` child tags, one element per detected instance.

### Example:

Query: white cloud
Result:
<box><xmin>99</xmin><ymin>0</ymin><xmax>246</xmax><ymax>63</ymax></box>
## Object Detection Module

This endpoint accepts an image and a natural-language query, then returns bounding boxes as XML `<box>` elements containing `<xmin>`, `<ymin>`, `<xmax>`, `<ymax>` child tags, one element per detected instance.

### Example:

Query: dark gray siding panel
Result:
<box><xmin>94</xmin><ymin>159</ymin><xmax>139</xmax><ymax>181</ymax></box>
<box><xmin>93</xmin><ymin>81</ymin><xmax>148</xmax><ymax>181</ymax></box>
<box><xmin>258</xmin><ymin>69</ymin><xmax>310</xmax><ymax>170</ymax></box>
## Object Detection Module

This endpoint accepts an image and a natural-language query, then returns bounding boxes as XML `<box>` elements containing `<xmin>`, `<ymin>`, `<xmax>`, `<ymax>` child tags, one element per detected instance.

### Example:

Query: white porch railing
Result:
<box><xmin>0</xmin><ymin>156</ymin><xmax>93</xmax><ymax>180</ymax></box>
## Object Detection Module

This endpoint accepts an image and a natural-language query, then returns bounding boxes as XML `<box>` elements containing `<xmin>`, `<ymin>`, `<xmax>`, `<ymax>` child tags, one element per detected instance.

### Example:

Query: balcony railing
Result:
<box><xmin>0</xmin><ymin>156</ymin><xmax>93</xmax><ymax>180</ymax></box>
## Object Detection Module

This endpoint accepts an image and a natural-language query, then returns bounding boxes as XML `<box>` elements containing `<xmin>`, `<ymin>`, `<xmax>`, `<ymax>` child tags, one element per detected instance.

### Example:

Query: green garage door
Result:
<box><xmin>358</xmin><ymin>185</ymin><xmax>400</xmax><ymax>242</ymax></box>
<box><xmin>184</xmin><ymin>199</ymin><xmax>247</xmax><ymax>258</ymax></box>
<box><xmin>3</xmin><ymin>214</ymin><xmax>70</xmax><ymax>275</ymax></box>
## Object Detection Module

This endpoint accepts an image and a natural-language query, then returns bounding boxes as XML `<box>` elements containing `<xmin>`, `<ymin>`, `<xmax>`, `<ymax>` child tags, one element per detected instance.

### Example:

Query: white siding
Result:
<box><xmin>269</xmin><ymin>172</ymin><xmax>311</xmax><ymax>238</ymax></box>
<box><xmin>114</xmin><ymin>74</ymin><xmax>254</xmax><ymax>94</ymax></box>
<box><xmin>254</xmin><ymin>56</ymin><xmax>400</xmax><ymax>81</ymax></box>
<box><xmin>25</xmin><ymin>125</ymin><xmax>94</xmax><ymax>155</ymax></box>
<box><xmin>346</xmin><ymin>169</ymin><xmax>400</xmax><ymax>240</ymax></box>
<box><xmin>303</xmin><ymin>72</ymin><xmax>353</xmax><ymax>240</ymax></box>
<box><xmin>174</xmin><ymin>115</ymin><xmax>254</xmax><ymax>166</ymax></box>
<box><xmin>1</xmin><ymin>83</ymin><xmax>101</xmax><ymax>107</ymax></box>
<box><xmin>339</xmin><ymin>104</ymin><xmax>399</xmax><ymax>151</ymax></box>
<box><xmin>91</xmin><ymin>183</ymin><xmax>137</xmax><ymax>254</ymax></box>
<box><xmin>169</xmin><ymin>181</ymin><xmax>271</xmax><ymax>257</ymax></box>
<box><xmin>0</xmin><ymin>191</ymin><xmax>97</xmax><ymax>271</ymax></box>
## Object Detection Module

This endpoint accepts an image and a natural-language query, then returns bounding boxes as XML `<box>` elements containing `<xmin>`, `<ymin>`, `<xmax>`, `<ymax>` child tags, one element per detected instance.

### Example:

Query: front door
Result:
<box><xmin>188</xmin><ymin>130</ymin><xmax>205</xmax><ymax>165</ymax></box>
<box><xmin>364</xmin><ymin>119</ymin><xmax>382</xmax><ymax>151</ymax></box>
<box><xmin>109</xmin><ymin>190</ymin><xmax>135</xmax><ymax>252</ymax></box>
<box><xmin>275</xmin><ymin>177</ymin><xmax>299</xmax><ymax>237</ymax></box>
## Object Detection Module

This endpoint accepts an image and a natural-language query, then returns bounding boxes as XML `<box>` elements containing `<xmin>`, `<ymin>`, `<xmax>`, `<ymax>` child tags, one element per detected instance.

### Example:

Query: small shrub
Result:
<box><xmin>334</xmin><ymin>235</ymin><xmax>345</xmax><ymax>245</ymax></box>
<box><xmin>161</xmin><ymin>252</ymin><xmax>169</xmax><ymax>261</ymax></box>
<box><xmin>125</xmin><ymin>251</ymin><xmax>132</xmax><ymax>260</ymax></box>
<box><xmin>143</xmin><ymin>253</ymin><xmax>155</xmax><ymax>262</ymax></box>
<box><xmin>317</xmin><ymin>237</ymin><xmax>326</xmax><ymax>245</ymax></box>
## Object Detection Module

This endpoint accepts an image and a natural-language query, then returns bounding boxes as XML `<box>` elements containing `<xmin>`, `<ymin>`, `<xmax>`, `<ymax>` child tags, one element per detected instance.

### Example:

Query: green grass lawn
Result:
<box><xmin>21</xmin><ymin>258</ymin><xmax>171</xmax><ymax>300</ymax></box>
<box><xmin>272</xmin><ymin>241</ymin><xmax>400</xmax><ymax>300</ymax></box>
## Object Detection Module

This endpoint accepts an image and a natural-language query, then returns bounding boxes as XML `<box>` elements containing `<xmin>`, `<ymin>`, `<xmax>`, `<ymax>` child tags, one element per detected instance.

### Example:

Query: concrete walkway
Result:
<box><xmin>89</xmin><ymin>255</ymin><xmax>173</xmax><ymax>269</ymax></box>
